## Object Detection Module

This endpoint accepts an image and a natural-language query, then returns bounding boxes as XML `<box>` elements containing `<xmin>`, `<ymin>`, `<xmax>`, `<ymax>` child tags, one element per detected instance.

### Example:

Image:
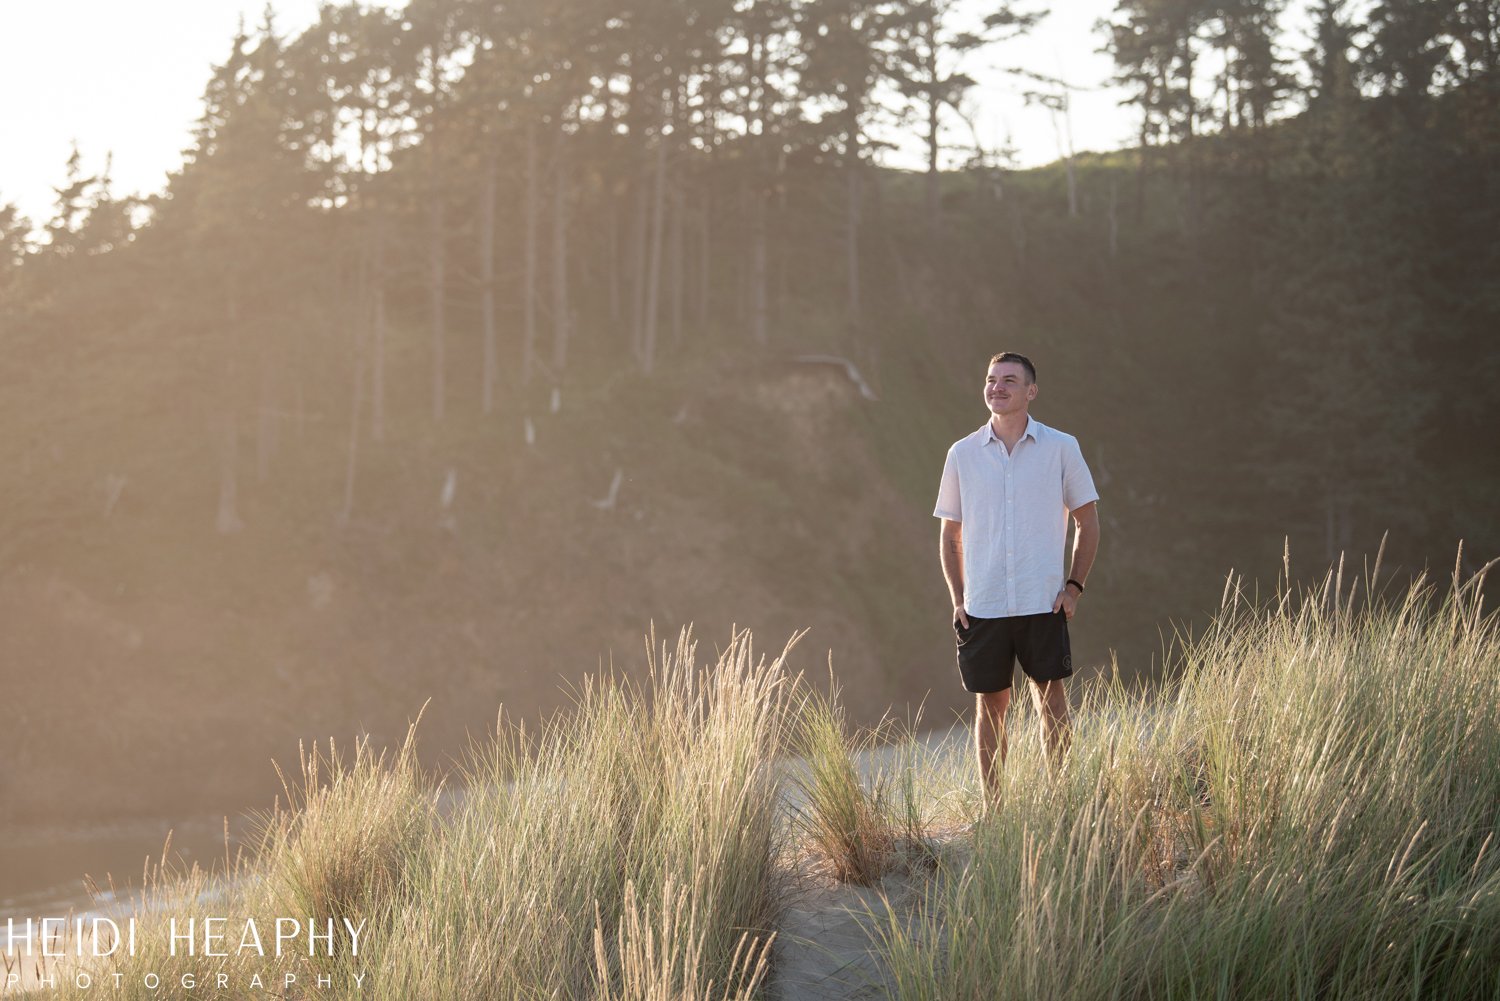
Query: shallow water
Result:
<box><xmin>0</xmin><ymin>816</ymin><xmax>251</xmax><ymax>948</ymax></box>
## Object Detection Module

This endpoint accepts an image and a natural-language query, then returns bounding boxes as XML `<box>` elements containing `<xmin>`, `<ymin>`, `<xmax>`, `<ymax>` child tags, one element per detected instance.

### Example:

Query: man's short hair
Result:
<box><xmin>988</xmin><ymin>352</ymin><xmax>1036</xmax><ymax>384</ymax></box>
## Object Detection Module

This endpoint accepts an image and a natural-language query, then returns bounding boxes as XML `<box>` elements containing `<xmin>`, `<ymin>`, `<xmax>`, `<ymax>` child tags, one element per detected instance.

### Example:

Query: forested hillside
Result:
<box><xmin>1</xmin><ymin>0</ymin><xmax>1496</xmax><ymax>825</ymax></box>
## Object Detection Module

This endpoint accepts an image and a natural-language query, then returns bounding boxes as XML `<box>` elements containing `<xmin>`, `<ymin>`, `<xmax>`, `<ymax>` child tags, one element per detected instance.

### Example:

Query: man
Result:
<box><xmin>933</xmin><ymin>352</ymin><xmax>1100</xmax><ymax>801</ymax></box>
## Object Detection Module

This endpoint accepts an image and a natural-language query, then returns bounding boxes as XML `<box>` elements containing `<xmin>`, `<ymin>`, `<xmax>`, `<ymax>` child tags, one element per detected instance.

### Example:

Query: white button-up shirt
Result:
<box><xmin>933</xmin><ymin>415</ymin><xmax>1099</xmax><ymax>618</ymax></box>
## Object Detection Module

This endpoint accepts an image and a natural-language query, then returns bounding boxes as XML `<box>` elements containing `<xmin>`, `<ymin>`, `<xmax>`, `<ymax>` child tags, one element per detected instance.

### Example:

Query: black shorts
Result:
<box><xmin>953</xmin><ymin>611</ymin><xmax>1073</xmax><ymax>693</ymax></box>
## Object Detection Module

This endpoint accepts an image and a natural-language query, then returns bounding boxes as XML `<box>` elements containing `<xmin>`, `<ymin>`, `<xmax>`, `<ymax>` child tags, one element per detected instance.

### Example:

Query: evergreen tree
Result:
<box><xmin>155</xmin><ymin>14</ymin><xmax>327</xmax><ymax>529</ymax></box>
<box><xmin>800</xmin><ymin>0</ymin><xmax>901</xmax><ymax>326</ymax></box>
<box><xmin>888</xmin><ymin>0</ymin><xmax>1041</xmax><ymax>240</ymax></box>
<box><xmin>1103</xmin><ymin>0</ymin><xmax>1212</xmax><ymax>225</ymax></box>
<box><xmin>1259</xmin><ymin>38</ymin><xmax>1432</xmax><ymax>558</ymax></box>
<box><xmin>1212</xmin><ymin>0</ymin><xmax>1289</xmax><ymax>131</ymax></box>
<box><xmin>719</xmin><ymin>0</ymin><xmax>801</xmax><ymax>349</ymax></box>
<box><xmin>1365</xmin><ymin>0</ymin><xmax>1456</xmax><ymax>95</ymax></box>
<box><xmin>0</xmin><ymin>200</ymin><xmax>29</xmax><ymax>304</ymax></box>
<box><xmin>43</xmin><ymin>144</ymin><xmax>102</xmax><ymax>261</ymax></box>
<box><xmin>1305</xmin><ymin>0</ymin><xmax>1361</xmax><ymax>108</ymax></box>
<box><xmin>1447</xmin><ymin>0</ymin><xmax>1500</xmax><ymax>80</ymax></box>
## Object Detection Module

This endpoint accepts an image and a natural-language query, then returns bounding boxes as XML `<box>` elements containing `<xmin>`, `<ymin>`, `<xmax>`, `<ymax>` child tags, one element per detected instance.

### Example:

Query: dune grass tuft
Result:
<box><xmin>786</xmin><ymin>685</ymin><xmax>950</xmax><ymax>888</ymax></box>
<box><xmin>787</xmin><ymin>687</ymin><xmax>898</xmax><ymax>885</ymax></box>
<box><xmin>370</xmin><ymin>626</ymin><xmax>796</xmax><ymax>1000</ymax></box>
<box><xmin>255</xmin><ymin>716</ymin><xmax>436</xmax><ymax>938</ymax></box>
<box><xmin>593</xmin><ymin>875</ymin><xmax>774</xmax><ymax>1001</ymax></box>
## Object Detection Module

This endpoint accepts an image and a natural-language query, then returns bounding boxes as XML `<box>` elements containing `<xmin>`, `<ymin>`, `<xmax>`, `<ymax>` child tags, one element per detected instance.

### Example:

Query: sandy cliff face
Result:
<box><xmin>1</xmin><ymin>363</ymin><xmax>951</xmax><ymax>827</ymax></box>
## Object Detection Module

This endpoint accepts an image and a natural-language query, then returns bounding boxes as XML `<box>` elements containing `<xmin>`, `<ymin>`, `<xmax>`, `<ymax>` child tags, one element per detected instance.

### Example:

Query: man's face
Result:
<box><xmin>985</xmin><ymin>362</ymin><xmax>1036</xmax><ymax>417</ymax></box>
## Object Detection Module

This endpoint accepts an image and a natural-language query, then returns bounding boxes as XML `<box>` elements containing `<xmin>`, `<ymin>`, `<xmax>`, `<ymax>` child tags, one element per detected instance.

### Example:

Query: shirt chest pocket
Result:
<box><xmin>1012</xmin><ymin>450</ymin><xmax>1066</xmax><ymax>518</ymax></box>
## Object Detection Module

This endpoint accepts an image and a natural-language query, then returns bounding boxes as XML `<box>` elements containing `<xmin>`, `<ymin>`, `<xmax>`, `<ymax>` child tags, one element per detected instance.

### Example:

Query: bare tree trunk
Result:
<box><xmin>428</xmin><ymin>189</ymin><xmax>446</xmax><ymax>421</ymax></box>
<box><xmin>846</xmin><ymin>150</ymin><xmax>862</xmax><ymax>328</ymax></box>
<box><xmin>603</xmin><ymin>80</ymin><xmax>622</xmax><ymax>327</ymax></box>
<box><xmin>340</xmin><ymin>310</ymin><xmax>366</xmax><ymax>526</ymax></box>
<box><xmin>607</xmin><ymin>202</ymin><xmax>621</xmax><ymax>324</ymax></box>
<box><xmin>1226</xmin><ymin>62</ymin><xmax>1238</xmax><ymax>132</ymax></box>
<box><xmin>523</xmin><ymin>124</ymin><xmax>539</xmax><ymax>385</ymax></box>
<box><xmin>1108</xmin><ymin>179</ymin><xmax>1119</xmax><ymax>259</ymax></box>
<box><xmin>698</xmin><ymin>186</ymin><xmax>711</xmax><ymax>328</ymax></box>
<box><xmin>1052</xmin><ymin>94</ymin><xmax>1079</xmax><ymax>219</ymax></box>
<box><xmin>256</xmin><ymin>233</ymin><xmax>280</xmax><ymax>481</ymax></box>
<box><xmin>925</xmin><ymin>62</ymin><xmax>942</xmax><ymax>243</ymax></box>
<box><xmin>926</xmin><ymin>116</ymin><xmax>941</xmax><ymax>240</ymax></box>
<box><xmin>751</xmin><ymin>184</ymin><xmax>768</xmax><ymax>347</ymax></box>
<box><xmin>551</xmin><ymin>127</ymin><xmax>570</xmax><ymax>375</ymax></box>
<box><xmin>631</xmin><ymin>168</ymin><xmax>650</xmax><ymax>365</ymax></box>
<box><xmin>736</xmin><ymin>181</ymin><xmax>748</xmax><ymax>327</ymax></box>
<box><xmin>775</xmin><ymin>149</ymin><xmax>789</xmax><ymax>323</ymax></box>
<box><xmin>216</xmin><ymin>281</ymin><xmax>243</xmax><ymax>534</ymax></box>
<box><xmin>370</xmin><ymin>217</ymin><xmax>387</xmax><ymax>442</ymax></box>
<box><xmin>747</xmin><ymin>33</ymin><xmax>768</xmax><ymax>346</ymax></box>
<box><xmin>256</xmin><ymin>346</ymin><xmax>276</xmax><ymax>483</ymax></box>
<box><xmin>479</xmin><ymin>147</ymin><xmax>498</xmax><ymax>413</ymax></box>
<box><xmin>670</xmin><ymin>186</ymin><xmax>684</xmax><ymax>346</ymax></box>
<box><xmin>1182</xmin><ymin>61</ymin><xmax>1200</xmax><ymax>248</ymax></box>
<box><xmin>642</xmin><ymin>139</ymin><xmax>668</xmax><ymax>374</ymax></box>
<box><xmin>1135</xmin><ymin>135</ymin><xmax>1148</xmax><ymax>225</ymax></box>
<box><xmin>669</xmin><ymin>78</ymin><xmax>686</xmax><ymax>347</ymax></box>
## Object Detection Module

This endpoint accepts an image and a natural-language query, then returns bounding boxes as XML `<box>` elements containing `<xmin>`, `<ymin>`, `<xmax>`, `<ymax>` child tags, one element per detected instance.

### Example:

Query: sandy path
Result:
<box><xmin>770</xmin><ymin>879</ymin><xmax>900</xmax><ymax>1000</ymax></box>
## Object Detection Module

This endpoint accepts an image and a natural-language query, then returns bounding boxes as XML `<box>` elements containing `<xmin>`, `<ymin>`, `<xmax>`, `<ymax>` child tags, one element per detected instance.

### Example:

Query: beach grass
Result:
<box><xmin>875</xmin><ymin>552</ymin><xmax>1500</xmax><ymax>1001</ymax></box>
<box><xmin>39</xmin><ymin>626</ymin><xmax>796</xmax><ymax>1000</ymax></box>
<box><xmin>785</xmin><ymin>684</ymin><xmax>952</xmax><ymax>890</ymax></box>
<box><xmin>786</xmin><ymin>687</ymin><xmax>898</xmax><ymax>885</ymax></box>
<box><xmin>28</xmin><ymin>554</ymin><xmax>1500</xmax><ymax>1000</ymax></box>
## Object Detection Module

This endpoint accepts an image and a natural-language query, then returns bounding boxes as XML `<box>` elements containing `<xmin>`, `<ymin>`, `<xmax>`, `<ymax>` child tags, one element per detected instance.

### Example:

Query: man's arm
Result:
<box><xmin>1052</xmin><ymin>501</ymin><xmax>1099</xmax><ymax>618</ymax></box>
<box><xmin>940</xmin><ymin>519</ymin><xmax>969</xmax><ymax>628</ymax></box>
<box><xmin>1067</xmin><ymin>501</ymin><xmax>1099</xmax><ymax>586</ymax></box>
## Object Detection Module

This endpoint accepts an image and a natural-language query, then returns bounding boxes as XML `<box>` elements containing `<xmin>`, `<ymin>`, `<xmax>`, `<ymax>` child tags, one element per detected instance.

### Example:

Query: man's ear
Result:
<box><xmin>1027</xmin><ymin>381</ymin><xmax>1039</xmax><ymax>402</ymax></box>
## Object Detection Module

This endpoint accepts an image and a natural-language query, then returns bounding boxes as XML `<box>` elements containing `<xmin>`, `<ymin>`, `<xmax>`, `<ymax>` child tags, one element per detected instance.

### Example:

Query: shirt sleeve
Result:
<box><xmin>1062</xmin><ymin>436</ymin><xmax>1100</xmax><ymax>511</ymax></box>
<box><xmin>933</xmin><ymin>447</ymin><xmax>961</xmax><ymax>521</ymax></box>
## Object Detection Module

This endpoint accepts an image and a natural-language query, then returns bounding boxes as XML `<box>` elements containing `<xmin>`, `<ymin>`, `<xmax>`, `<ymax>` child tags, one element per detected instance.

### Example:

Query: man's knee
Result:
<box><xmin>977</xmin><ymin>690</ymin><xmax>1010</xmax><ymax>722</ymax></box>
<box><xmin>1033</xmin><ymin>679</ymin><xmax>1069</xmax><ymax>717</ymax></box>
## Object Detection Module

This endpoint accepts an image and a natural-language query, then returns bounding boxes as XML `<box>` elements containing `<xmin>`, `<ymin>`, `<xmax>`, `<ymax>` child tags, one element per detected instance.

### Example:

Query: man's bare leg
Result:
<box><xmin>976</xmin><ymin>689</ymin><xmax>1012</xmax><ymax>804</ymax></box>
<box><xmin>1032</xmin><ymin>678</ymin><xmax>1071</xmax><ymax>771</ymax></box>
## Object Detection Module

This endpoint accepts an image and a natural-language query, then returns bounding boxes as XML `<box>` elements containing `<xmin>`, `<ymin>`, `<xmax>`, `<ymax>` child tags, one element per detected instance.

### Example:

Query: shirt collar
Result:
<box><xmin>982</xmin><ymin>415</ymin><xmax>1039</xmax><ymax>446</ymax></box>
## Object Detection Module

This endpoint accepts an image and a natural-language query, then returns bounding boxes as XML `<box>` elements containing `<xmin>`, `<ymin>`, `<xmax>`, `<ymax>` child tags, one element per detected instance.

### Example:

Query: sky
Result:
<box><xmin>0</xmin><ymin>0</ymin><xmax>1137</xmax><ymax>231</ymax></box>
